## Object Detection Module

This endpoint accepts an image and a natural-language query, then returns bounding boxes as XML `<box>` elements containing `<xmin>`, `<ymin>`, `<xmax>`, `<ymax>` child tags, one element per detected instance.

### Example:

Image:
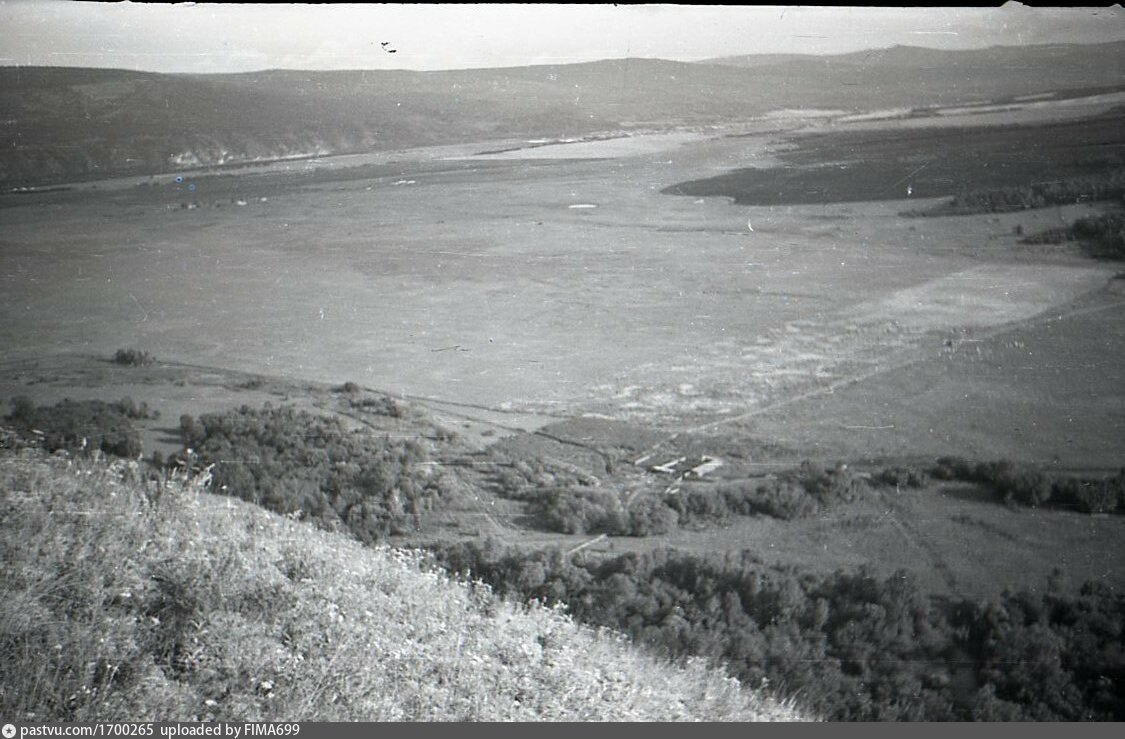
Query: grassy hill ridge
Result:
<box><xmin>0</xmin><ymin>444</ymin><xmax>806</xmax><ymax>722</ymax></box>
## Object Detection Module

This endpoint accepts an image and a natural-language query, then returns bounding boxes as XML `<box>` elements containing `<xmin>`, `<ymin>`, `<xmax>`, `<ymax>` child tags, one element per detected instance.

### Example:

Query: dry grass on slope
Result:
<box><xmin>0</xmin><ymin>447</ymin><xmax>807</xmax><ymax>722</ymax></box>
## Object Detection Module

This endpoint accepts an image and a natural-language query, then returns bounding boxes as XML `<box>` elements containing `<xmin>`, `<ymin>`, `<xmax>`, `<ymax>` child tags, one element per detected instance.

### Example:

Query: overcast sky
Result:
<box><xmin>1</xmin><ymin>2</ymin><xmax>1123</xmax><ymax>73</ymax></box>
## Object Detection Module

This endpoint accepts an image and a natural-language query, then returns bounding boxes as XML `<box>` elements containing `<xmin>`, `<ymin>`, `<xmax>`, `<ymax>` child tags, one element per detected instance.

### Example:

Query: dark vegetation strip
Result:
<box><xmin>930</xmin><ymin>456</ymin><xmax>1125</xmax><ymax>515</ymax></box>
<box><xmin>902</xmin><ymin>169</ymin><xmax>1125</xmax><ymax>218</ymax></box>
<box><xmin>1021</xmin><ymin>211</ymin><xmax>1125</xmax><ymax>260</ymax></box>
<box><xmin>662</xmin><ymin>111</ymin><xmax>1125</xmax><ymax>206</ymax></box>
<box><xmin>8</xmin><ymin>398</ymin><xmax>1123</xmax><ymax>532</ymax></box>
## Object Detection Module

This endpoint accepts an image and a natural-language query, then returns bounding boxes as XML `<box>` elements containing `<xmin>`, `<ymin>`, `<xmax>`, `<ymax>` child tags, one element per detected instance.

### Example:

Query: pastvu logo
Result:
<box><xmin>2</xmin><ymin>723</ymin><xmax>16</xmax><ymax>739</ymax></box>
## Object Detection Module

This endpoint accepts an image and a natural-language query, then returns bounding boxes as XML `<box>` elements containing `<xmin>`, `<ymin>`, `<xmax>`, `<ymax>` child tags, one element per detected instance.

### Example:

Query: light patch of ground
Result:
<box><xmin>824</xmin><ymin>90</ymin><xmax>1125</xmax><ymax>132</ymax></box>
<box><xmin>573</xmin><ymin>263</ymin><xmax>1114</xmax><ymax>425</ymax></box>
<box><xmin>742</xmin><ymin>284</ymin><xmax>1125</xmax><ymax>468</ymax></box>
<box><xmin>469</xmin><ymin>130</ymin><xmax>714</xmax><ymax>160</ymax></box>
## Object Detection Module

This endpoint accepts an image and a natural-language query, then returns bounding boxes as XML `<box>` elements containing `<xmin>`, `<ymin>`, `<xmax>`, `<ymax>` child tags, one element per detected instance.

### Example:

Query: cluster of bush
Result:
<box><xmin>532</xmin><ymin>487</ymin><xmax>679</xmax><ymax>537</ymax></box>
<box><xmin>931</xmin><ymin>457</ymin><xmax>1125</xmax><ymax>514</ymax></box>
<box><xmin>1070</xmin><ymin>211</ymin><xmax>1125</xmax><ymax>258</ymax></box>
<box><xmin>112</xmin><ymin>348</ymin><xmax>155</xmax><ymax>367</ymax></box>
<box><xmin>904</xmin><ymin>170</ymin><xmax>1125</xmax><ymax>217</ymax></box>
<box><xmin>1021</xmin><ymin>211</ymin><xmax>1125</xmax><ymax>259</ymax></box>
<box><xmin>664</xmin><ymin>478</ymin><xmax>812</xmax><ymax>526</ymax></box>
<box><xmin>470</xmin><ymin>453</ymin><xmax>674</xmax><ymax>536</ymax></box>
<box><xmin>870</xmin><ymin>466</ymin><xmax>930</xmax><ymax>489</ymax></box>
<box><xmin>485</xmin><ymin>455</ymin><xmax>600</xmax><ymax>498</ymax></box>
<box><xmin>435</xmin><ymin>541</ymin><xmax>1125</xmax><ymax>721</ymax></box>
<box><xmin>666</xmin><ymin>462</ymin><xmax>863</xmax><ymax>527</ymax></box>
<box><xmin>5</xmin><ymin>396</ymin><xmax>155</xmax><ymax>458</ymax></box>
<box><xmin>173</xmin><ymin>404</ymin><xmax>457</xmax><ymax>540</ymax></box>
<box><xmin>488</xmin><ymin>458</ymin><xmax>866</xmax><ymax>536</ymax></box>
<box><xmin>352</xmin><ymin>396</ymin><xmax>406</xmax><ymax>417</ymax></box>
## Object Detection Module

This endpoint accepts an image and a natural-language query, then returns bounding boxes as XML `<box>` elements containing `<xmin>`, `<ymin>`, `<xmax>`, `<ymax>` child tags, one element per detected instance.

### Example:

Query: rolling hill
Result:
<box><xmin>1</xmin><ymin>41</ymin><xmax>1124</xmax><ymax>187</ymax></box>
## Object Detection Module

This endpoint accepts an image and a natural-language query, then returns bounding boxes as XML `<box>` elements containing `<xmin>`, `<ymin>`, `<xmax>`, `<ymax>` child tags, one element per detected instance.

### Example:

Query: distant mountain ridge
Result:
<box><xmin>1</xmin><ymin>41</ymin><xmax>1123</xmax><ymax>187</ymax></box>
<box><xmin>704</xmin><ymin>40</ymin><xmax>1125</xmax><ymax>69</ymax></box>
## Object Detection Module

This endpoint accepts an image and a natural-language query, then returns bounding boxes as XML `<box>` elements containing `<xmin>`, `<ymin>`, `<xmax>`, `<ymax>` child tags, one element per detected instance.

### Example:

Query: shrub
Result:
<box><xmin>1020</xmin><ymin>212</ymin><xmax>1125</xmax><ymax>259</ymax></box>
<box><xmin>535</xmin><ymin>487</ymin><xmax>629</xmax><ymax>535</ymax></box>
<box><xmin>627</xmin><ymin>497</ymin><xmax>680</xmax><ymax>536</ymax></box>
<box><xmin>113</xmin><ymin>348</ymin><xmax>155</xmax><ymax>367</ymax></box>
<box><xmin>1071</xmin><ymin>212</ymin><xmax>1125</xmax><ymax>259</ymax></box>
<box><xmin>792</xmin><ymin>461</ymin><xmax>864</xmax><ymax>506</ymax></box>
<box><xmin>668</xmin><ymin>477</ymin><xmax>818</xmax><ymax>524</ymax></box>
<box><xmin>1051</xmin><ymin>474</ymin><xmax>1124</xmax><ymax>514</ymax></box>
<box><xmin>112</xmin><ymin>396</ymin><xmax>159</xmax><ymax>420</ymax></box>
<box><xmin>348</xmin><ymin>395</ymin><xmax>405</xmax><ymax>417</ymax></box>
<box><xmin>871</xmin><ymin>466</ymin><xmax>930</xmax><ymax>489</ymax></box>
<box><xmin>178</xmin><ymin>414</ymin><xmax>205</xmax><ymax>449</ymax></box>
<box><xmin>6</xmin><ymin>397</ymin><xmax>142</xmax><ymax>458</ymax></box>
<box><xmin>9</xmin><ymin>395</ymin><xmax>36</xmax><ymax>422</ymax></box>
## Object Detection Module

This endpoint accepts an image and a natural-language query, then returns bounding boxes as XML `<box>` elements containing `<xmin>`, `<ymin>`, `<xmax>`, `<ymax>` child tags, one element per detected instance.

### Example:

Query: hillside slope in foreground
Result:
<box><xmin>0</xmin><ymin>445</ymin><xmax>806</xmax><ymax>722</ymax></box>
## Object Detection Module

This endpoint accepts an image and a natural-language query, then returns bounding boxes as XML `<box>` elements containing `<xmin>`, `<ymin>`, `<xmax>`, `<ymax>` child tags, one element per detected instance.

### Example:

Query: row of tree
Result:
<box><xmin>1020</xmin><ymin>211</ymin><xmax>1125</xmax><ymax>259</ymax></box>
<box><xmin>904</xmin><ymin>169</ymin><xmax>1125</xmax><ymax>217</ymax></box>
<box><xmin>931</xmin><ymin>457</ymin><xmax>1125</xmax><ymax>514</ymax></box>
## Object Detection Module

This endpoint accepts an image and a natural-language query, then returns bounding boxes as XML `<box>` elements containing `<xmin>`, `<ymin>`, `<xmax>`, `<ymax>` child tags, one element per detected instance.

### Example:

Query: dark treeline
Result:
<box><xmin>932</xmin><ymin>457</ymin><xmax>1125</xmax><ymax>514</ymax></box>
<box><xmin>8</xmin><ymin>397</ymin><xmax>1121</xmax><ymax>530</ymax></box>
<box><xmin>434</xmin><ymin>541</ymin><xmax>1125</xmax><ymax>721</ymax></box>
<box><xmin>904</xmin><ymin>170</ymin><xmax>1125</xmax><ymax>217</ymax></box>
<box><xmin>1021</xmin><ymin>211</ymin><xmax>1125</xmax><ymax>260</ymax></box>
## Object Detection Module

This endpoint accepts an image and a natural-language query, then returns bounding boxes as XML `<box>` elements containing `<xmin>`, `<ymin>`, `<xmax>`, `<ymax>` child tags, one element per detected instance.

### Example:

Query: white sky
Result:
<box><xmin>1</xmin><ymin>2</ymin><xmax>1123</xmax><ymax>73</ymax></box>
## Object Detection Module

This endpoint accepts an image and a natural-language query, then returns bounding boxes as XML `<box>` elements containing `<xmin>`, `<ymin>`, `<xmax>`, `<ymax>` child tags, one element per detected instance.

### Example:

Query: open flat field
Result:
<box><xmin>3</xmin><ymin>104</ymin><xmax>1124</xmax><ymax>602</ymax></box>
<box><xmin>3</xmin><ymin>114</ymin><xmax>1121</xmax><ymax>443</ymax></box>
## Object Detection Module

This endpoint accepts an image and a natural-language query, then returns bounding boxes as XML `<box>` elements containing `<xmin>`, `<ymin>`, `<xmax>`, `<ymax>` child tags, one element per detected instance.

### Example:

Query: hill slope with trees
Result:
<box><xmin>2</xmin><ymin>41</ymin><xmax>1123</xmax><ymax>187</ymax></box>
<box><xmin>0</xmin><ymin>444</ymin><xmax>804</xmax><ymax>722</ymax></box>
